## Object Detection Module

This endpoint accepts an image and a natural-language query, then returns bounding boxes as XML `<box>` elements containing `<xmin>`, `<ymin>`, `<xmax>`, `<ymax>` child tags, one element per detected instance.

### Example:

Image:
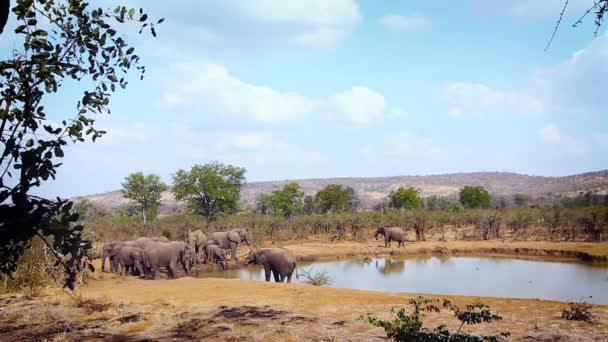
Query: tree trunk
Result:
<box><xmin>142</xmin><ymin>207</ymin><xmax>147</xmax><ymax>225</ymax></box>
<box><xmin>0</xmin><ymin>0</ymin><xmax>9</xmax><ymax>36</ymax></box>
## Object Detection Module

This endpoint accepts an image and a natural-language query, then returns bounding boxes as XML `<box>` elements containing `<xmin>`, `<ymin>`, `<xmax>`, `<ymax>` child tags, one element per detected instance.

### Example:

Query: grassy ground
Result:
<box><xmin>2</xmin><ymin>238</ymin><xmax>608</xmax><ymax>341</ymax></box>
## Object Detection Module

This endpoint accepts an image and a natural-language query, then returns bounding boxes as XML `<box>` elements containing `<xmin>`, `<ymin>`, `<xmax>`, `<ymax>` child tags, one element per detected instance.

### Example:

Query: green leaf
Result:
<box><xmin>54</xmin><ymin>148</ymin><xmax>64</xmax><ymax>158</ymax></box>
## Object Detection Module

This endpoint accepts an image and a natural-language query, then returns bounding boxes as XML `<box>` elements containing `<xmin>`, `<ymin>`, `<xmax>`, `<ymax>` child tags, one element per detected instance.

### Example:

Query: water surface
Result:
<box><xmin>200</xmin><ymin>256</ymin><xmax>608</xmax><ymax>304</ymax></box>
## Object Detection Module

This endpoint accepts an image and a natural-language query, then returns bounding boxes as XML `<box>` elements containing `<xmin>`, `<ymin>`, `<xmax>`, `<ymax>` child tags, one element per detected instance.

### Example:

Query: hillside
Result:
<box><xmin>72</xmin><ymin>170</ymin><xmax>608</xmax><ymax>214</ymax></box>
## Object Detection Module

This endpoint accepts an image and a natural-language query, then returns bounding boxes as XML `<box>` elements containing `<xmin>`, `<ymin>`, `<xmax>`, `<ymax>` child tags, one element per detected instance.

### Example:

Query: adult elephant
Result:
<box><xmin>115</xmin><ymin>246</ymin><xmax>145</xmax><ymax>276</ymax></box>
<box><xmin>100</xmin><ymin>241</ymin><xmax>121</xmax><ymax>272</ymax></box>
<box><xmin>187</xmin><ymin>230</ymin><xmax>207</xmax><ymax>264</ymax></box>
<box><xmin>375</xmin><ymin>226</ymin><xmax>406</xmax><ymax>247</ymax></box>
<box><xmin>247</xmin><ymin>248</ymin><xmax>298</xmax><ymax>283</ymax></box>
<box><xmin>208</xmin><ymin>228</ymin><xmax>252</xmax><ymax>262</ymax></box>
<box><xmin>204</xmin><ymin>244</ymin><xmax>228</xmax><ymax>270</ymax></box>
<box><xmin>110</xmin><ymin>238</ymin><xmax>160</xmax><ymax>272</ymax></box>
<box><xmin>143</xmin><ymin>241</ymin><xmax>193</xmax><ymax>280</ymax></box>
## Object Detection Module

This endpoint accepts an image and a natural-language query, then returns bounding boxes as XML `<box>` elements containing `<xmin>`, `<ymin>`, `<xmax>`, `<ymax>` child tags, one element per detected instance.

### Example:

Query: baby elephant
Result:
<box><xmin>115</xmin><ymin>246</ymin><xmax>144</xmax><ymax>277</ymax></box>
<box><xmin>205</xmin><ymin>244</ymin><xmax>228</xmax><ymax>270</ymax></box>
<box><xmin>248</xmin><ymin>248</ymin><xmax>298</xmax><ymax>283</ymax></box>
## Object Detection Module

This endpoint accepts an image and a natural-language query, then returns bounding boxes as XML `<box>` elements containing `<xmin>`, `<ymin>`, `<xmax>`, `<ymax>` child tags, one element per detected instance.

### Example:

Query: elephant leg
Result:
<box><xmin>153</xmin><ymin>265</ymin><xmax>161</xmax><ymax>280</ymax></box>
<box><xmin>101</xmin><ymin>255</ymin><xmax>107</xmax><ymax>272</ymax></box>
<box><xmin>384</xmin><ymin>236</ymin><xmax>389</xmax><ymax>247</ymax></box>
<box><xmin>230</xmin><ymin>242</ymin><xmax>238</xmax><ymax>262</ymax></box>
<box><xmin>135</xmin><ymin>262</ymin><xmax>144</xmax><ymax>277</ymax></box>
<box><xmin>181</xmin><ymin>260</ymin><xmax>189</xmax><ymax>276</ymax></box>
<box><xmin>272</xmin><ymin>270</ymin><xmax>281</xmax><ymax>283</ymax></box>
<box><xmin>264</xmin><ymin>265</ymin><xmax>271</xmax><ymax>282</ymax></box>
<box><xmin>170</xmin><ymin>261</ymin><xmax>178</xmax><ymax>279</ymax></box>
<box><xmin>286</xmin><ymin>273</ymin><xmax>292</xmax><ymax>283</ymax></box>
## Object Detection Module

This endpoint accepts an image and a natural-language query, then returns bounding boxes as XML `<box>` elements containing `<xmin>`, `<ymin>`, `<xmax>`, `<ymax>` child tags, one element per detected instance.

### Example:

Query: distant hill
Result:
<box><xmin>73</xmin><ymin>170</ymin><xmax>608</xmax><ymax>214</ymax></box>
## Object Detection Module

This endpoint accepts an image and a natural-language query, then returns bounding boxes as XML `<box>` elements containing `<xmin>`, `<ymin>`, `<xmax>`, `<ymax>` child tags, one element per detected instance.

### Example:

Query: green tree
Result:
<box><xmin>513</xmin><ymin>194</ymin><xmax>529</xmax><ymax>207</ymax></box>
<box><xmin>270</xmin><ymin>182</ymin><xmax>305</xmax><ymax>219</ymax></box>
<box><xmin>172</xmin><ymin>162</ymin><xmax>246</xmax><ymax>223</ymax></box>
<box><xmin>314</xmin><ymin>184</ymin><xmax>353</xmax><ymax>213</ymax></box>
<box><xmin>256</xmin><ymin>193</ymin><xmax>271</xmax><ymax>214</ymax></box>
<box><xmin>303</xmin><ymin>195</ymin><xmax>315</xmax><ymax>215</ymax></box>
<box><xmin>0</xmin><ymin>0</ymin><xmax>159</xmax><ymax>289</ymax></box>
<box><xmin>121</xmin><ymin>172</ymin><xmax>166</xmax><ymax>224</ymax></box>
<box><xmin>425</xmin><ymin>195</ymin><xmax>449</xmax><ymax>211</ymax></box>
<box><xmin>459</xmin><ymin>186</ymin><xmax>492</xmax><ymax>209</ymax></box>
<box><xmin>389</xmin><ymin>187</ymin><xmax>421</xmax><ymax>210</ymax></box>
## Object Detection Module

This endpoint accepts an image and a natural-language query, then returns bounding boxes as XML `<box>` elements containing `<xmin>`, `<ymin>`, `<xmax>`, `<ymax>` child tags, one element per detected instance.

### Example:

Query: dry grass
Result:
<box><xmin>3</xmin><ymin>238</ymin><xmax>608</xmax><ymax>341</ymax></box>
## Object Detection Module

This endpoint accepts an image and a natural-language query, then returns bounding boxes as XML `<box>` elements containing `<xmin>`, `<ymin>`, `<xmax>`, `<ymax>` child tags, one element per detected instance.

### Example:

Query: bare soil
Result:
<box><xmin>2</xmin><ymin>239</ymin><xmax>608</xmax><ymax>341</ymax></box>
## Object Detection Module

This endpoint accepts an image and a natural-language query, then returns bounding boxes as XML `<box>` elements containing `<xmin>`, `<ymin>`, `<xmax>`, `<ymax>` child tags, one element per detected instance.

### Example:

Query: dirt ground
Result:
<box><xmin>2</xmin><ymin>239</ymin><xmax>608</xmax><ymax>341</ymax></box>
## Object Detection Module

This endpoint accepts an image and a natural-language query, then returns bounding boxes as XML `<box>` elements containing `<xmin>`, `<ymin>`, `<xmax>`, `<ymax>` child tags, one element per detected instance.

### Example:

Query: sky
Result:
<box><xmin>2</xmin><ymin>0</ymin><xmax>608</xmax><ymax>198</ymax></box>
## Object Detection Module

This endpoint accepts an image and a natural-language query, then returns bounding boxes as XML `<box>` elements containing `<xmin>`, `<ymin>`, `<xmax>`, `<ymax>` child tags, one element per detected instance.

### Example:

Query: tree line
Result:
<box><xmin>119</xmin><ymin>161</ymin><xmax>608</xmax><ymax>227</ymax></box>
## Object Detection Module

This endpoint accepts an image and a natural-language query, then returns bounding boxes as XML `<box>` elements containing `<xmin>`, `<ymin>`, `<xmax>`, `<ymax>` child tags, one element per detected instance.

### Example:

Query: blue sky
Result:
<box><xmin>3</xmin><ymin>0</ymin><xmax>607</xmax><ymax>198</ymax></box>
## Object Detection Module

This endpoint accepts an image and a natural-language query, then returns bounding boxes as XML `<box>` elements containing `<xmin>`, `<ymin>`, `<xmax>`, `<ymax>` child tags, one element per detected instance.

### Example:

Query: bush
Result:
<box><xmin>562</xmin><ymin>300</ymin><xmax>594</xmax><ymax>322</ymax></box>
<box><xmin>359</xmin><ymin>296</ymin><xmax>508</xmax><ymax>342</ymax></box>
<box><xmin>299</xmin><ymin>267</ymin><xmax>332</xmax><ymax>286</ymax></box>
<box><xmin>0</xmin><ymin>239</ymin><xmax>56</xmax><ymax>296</ymax></box>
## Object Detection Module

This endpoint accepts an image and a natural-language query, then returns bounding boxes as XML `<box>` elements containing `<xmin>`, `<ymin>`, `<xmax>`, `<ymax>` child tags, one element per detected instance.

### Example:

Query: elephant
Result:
<box><xmin>143</xmin><ymin>241</ymin><xmax>193</xmax><ymax>280</ymax></box>
<box><xmin>247</xmin><ymin>248</ymin><xmax>298</xmax><ymax>283</ymax></box>
<box><xmin>187</xmin><ymin>230</ymin><xmax>207</xmax><ymax>264</ymax></box>
<box><xmin>115</xmin><ymin>246</ymin><xmax>145</xmax><ymax>276</ymax></box>
<box><xmin>137</xmin><ymin>236</ymin><xmax>170</xmax><ymax>243</ymax></box>
<box><xmin>375</xmin><ymin>226</ymin><xmax>407</xmax><ymax>247</ymax></box>
<box><xmin>101</xmin><ymin>241</ymin><xmax>121</xmax><ymax>272</ymax></box>
<box><xmin>202</xmin><ymin>239</ymin><xmax>219</xmax><ymax>264</ymax></box>
<box><xmin>204</xmin><ymin>244</ymin><xmax>228</xmax><ymax>270</ymax></box>
<box><xmin>208</xmin><ymin>228</ymin><xmax>253</xmax><ymax>262</ymax></box>
<box><xmin>109</xmin><ymin>238</ymin><xmax>160</xmax><ymax>272</ymax></box>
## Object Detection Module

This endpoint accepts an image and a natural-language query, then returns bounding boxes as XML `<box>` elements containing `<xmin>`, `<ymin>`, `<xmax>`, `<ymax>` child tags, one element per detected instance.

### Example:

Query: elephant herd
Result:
<box><xmin>100</xmin><ymin>225</ymin><xmax>404</xmax><ymax>283</ymax></box>
<box><xmin>101</xmin><ymin>227</ymin><xmax>253</xmax><ymax>280</ymax></box>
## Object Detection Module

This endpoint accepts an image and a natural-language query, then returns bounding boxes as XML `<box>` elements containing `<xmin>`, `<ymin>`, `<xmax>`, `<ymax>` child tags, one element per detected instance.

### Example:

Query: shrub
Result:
<box><xmin>562</xmin><ymin>300</ymin><xmax>594</xmax><ymax>322</ymax></box>
<box><xmin>359</xmin><ymin>296</ymin><xmax>508</xmax><ymax>342</ymax></box>
<box><xmin>299</xmin><ymin>267</ymin><xmax>332</xmax><ymax>286</ymax></box>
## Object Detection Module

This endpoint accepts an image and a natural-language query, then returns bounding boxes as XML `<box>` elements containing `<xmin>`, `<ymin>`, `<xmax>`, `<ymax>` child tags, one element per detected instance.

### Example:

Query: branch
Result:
<box><xmin>545</xmin><ymin>0</ymin><xmax>570</xmax><ymax>51</ymax></box>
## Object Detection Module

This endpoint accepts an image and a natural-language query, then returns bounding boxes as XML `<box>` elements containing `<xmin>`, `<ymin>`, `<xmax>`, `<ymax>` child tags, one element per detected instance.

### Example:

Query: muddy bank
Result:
<box><xmin>278</xmin><ymin>239</ymin><xmax>608</xmax><ymax>264</ymax></box>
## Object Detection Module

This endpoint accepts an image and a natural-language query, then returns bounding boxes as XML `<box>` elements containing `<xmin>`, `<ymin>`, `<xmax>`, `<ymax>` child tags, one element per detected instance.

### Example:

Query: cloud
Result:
<box><xmin>440</xmin><ymin>34</ymin><xmax>608</xmax><ymax>118</ymax></box>
<box><xmin>163</xmin><ymin>61</ymin><xmax>316</xmax><ymax>123</ymax></box>
<box><xmin>539</xmin><ymin>124</ymin><xmax>587</xmax><ymax>154</ymax></box>
<box><xmin>380</xmin><ymin>14</ymin><xmax>430</xmax><ymax>31</ymax></box>
<box><xmin>329</xmin><ymin>87</ymin><xmax>386</xmax><ymax>125</ymax></box>
<box><xmin>440</xmin><ymin>82</ymin><xmax>543</xmax><ymax>117</ymax></box>
<box><xmin>164</xmin><ymin>63</ymin><xmax>407</xmax><ymax>125</ymax></box>
<box><xmin>361</xmin><ymin>132</ymin><xmax>448</xmax><ymax>161</ymax></box>
<box><xmin>137</xmin><ymin>0</ymin><xmax>361</xmax><ymax>53</ymax></box>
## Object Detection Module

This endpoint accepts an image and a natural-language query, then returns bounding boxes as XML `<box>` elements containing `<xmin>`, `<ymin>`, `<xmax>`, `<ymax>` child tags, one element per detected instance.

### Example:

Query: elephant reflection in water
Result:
<box><xmin>375</xmin><ymin>258</ymin><xmax>406</xmax><ymax>274</ymax></box>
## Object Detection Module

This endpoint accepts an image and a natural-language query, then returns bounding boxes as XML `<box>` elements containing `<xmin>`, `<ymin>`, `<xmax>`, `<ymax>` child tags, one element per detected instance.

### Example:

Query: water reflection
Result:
<box><xmin>375</xmin><ymin>258</ymin><xmax>406</xmax><ymax>274</ymax></box>
<box><xmin>199</xmin><ymin>256</ymin><xmax>608</xmax><ymax>304</ymax></box>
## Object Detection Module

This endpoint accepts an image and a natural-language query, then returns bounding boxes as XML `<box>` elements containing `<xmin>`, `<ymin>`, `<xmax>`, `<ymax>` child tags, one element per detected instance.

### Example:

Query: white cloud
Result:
<box><xmin>137</xmin><ymin>0</ymin><xmax>361</xmax><ymax>52</ymax></box>
<box><xmin>361</xmin><ymin>132</ymin><xmax>448</xmax><ymax>161</ymax></box>
<box><xmin>539</xmin><ymin>124</ymin><xmax>587</xmax><ymax>154</ymax></box>
<box><xmin>163</xmin><ymin>61</ymin><xmax>316</xmax><ymax>123</ymax></box>
<box><xmin>164</xmin><ymin>63</ymin><xmax>407</xmax><ymax>125</ymax></box>
<box><xmin>380</xmin><ymin>14</ymin><xmax>430</xmax><ymax>31</ymax></box>
<box><xmin>440</xmin><ymin>82</ymin><xmax>543</xmax><ymax>117</ymax></box>
<box><xmin>440</xmin><ymin>34</ymin><xmax>608</xmax><ymax>118</ymax></box>
<box><xmin>329</xmin><ymin>86</ymin><xmax>387</xmax><ymax>125</ymax></box>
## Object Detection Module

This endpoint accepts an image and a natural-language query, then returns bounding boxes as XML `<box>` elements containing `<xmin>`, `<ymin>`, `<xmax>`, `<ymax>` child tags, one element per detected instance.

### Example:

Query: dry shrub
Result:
<box><xmin>0</xmin><ymin>238</ymin><xmax>56</xmax><ymax>296</ymax></box>
<box><xmin>562</xmin><ymin>301</ymin><xmax>594</xmax><ymax>322</ymax></box>
<box><xmin>299</xmin><ymin>267</ymin><xmax>332</xmax><ymax>286</ymax></box>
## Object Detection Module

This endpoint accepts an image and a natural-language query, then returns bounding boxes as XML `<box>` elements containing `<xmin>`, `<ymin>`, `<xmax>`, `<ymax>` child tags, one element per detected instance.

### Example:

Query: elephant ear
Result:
<box><xmin>228</xmin><ymin>230</ymin><xmax>241</xmax><ymax>243</ymax></box>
